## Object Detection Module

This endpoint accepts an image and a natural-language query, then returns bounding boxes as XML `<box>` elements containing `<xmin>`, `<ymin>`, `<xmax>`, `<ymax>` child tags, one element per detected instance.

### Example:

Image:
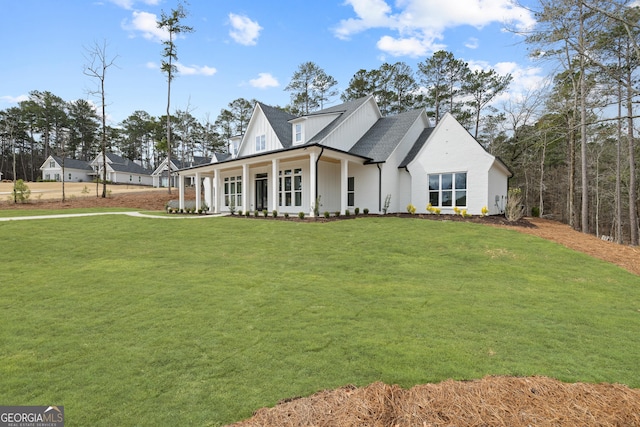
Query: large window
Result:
<box><xmin>429</xmin><ymin>172</ymin><xmax>467</xmax><ymax>207</ymax></box>
<box><xmin>347</xmin><ymin>177</ymin><xmax>355</xmax><ymax>206</ymax></box>
<box><xmin>279</xmin><ymin>168</ymin><xmax>302</xmax><ymax>207</ymax></box>
<box><xmin>224</xmin><ymin>176</ymin><xmax>242</xmax><ymax>207</ymax></box>
<box><xmin>255</xmin><ymin>134</ymin><xmax>266</xmax><ymax>152</ymax></box>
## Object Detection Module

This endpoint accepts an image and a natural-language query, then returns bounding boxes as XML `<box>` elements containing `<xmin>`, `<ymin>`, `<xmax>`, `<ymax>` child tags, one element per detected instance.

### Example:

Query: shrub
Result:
<box><xmin>354</xmin><ymin>207</ymin><xmax>360</xmax><ymax>216</ymax></box>
<box><xmin>505</xmin><ymin>188</ymin><xmax>525</xmax><ymax>222</ymax></box>
<box><xmin>272</xmin><ymin>210</ymin><xmax>278</xmax><ymax>218</ymax></box>
<box><xmin>531</xmin><ymin>206</ymin><xmax>540</xmax><ymax>217</ymax></box>
<box><xmin>481</xmin><ymin>206</ymin><xmax>489</xmax><ymax>216</ymax></box>
<box><xmin>363</xmin><ymin>208</ymin><xmax>369</xmax><ymax>215</ymax></box>
<box><xmin>324</xmin><ymin>211</ymin><xmax>330</xmax><ymax>218</ymax></box>
<box><xmin>312</xmin><ymin>195</ymin><xmax>322</xmax><ymax>217</ymax></box>
<box><xmin>254</xmin><ymin>211</ymin><xmax>259</xmax><ymax>217</ymax></box>
<box><xmin>335</xmin><ymin>211</ymin><xmax>341</xmax><ymax>217</ymax></box>
<box><xmin>406</xmin><ymin>203</ymin><xmax>416</xmax><ymax>215</ymax></box>
<box><xmin>345</xmin><ymin>209</ymin><xmax>351</xmax><ymax>216</ymax></box>
<box><xmin>383</xmin><ymin>194</ymin><xmax>391</xmax><ymax>214</ymax></box>
<box><xmin>298</xmin><ymin>211</ymin><xmax>305</xmax><ymax>219</ymax></box>
<box><xmin>284</xmin><ymin>212</ymin><xmax>289</xmax><ymax>219</ymax></box>
<box><xmin>262</xmin><ymin>209</ymin><xmax>268</xmax><ymax>217</ymax></box>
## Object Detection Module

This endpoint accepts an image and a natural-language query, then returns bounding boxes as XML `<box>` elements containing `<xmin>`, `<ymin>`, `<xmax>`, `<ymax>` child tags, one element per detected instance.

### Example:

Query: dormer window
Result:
<box><xmin>295</xmin><ymin>124</ymin><xmax>303</xmax><ymax>144</ymax></box>
<box><xmin>255</xmin><ymin>134</ymin><xmax>266</xmax><ymax>152</ymax></box>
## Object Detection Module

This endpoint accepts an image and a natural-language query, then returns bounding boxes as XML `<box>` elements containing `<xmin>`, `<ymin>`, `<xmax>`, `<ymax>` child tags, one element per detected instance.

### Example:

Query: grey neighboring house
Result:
<box><xmin>40</xmin><ymin>155</ymin><xmax>93</xmax><ymax>182</ymax></box>
<box><xmin>91</xmin><ymin>153</ymin><xmax>153</xmax><ymax>186</ymax></box>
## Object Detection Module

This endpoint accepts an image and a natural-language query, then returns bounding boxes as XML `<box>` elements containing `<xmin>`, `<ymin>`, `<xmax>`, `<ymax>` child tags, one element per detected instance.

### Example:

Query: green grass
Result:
<box><xmin>1</xmin><ymin>216</ymin><xmax>639</xmax><ymax>426</ymax></box>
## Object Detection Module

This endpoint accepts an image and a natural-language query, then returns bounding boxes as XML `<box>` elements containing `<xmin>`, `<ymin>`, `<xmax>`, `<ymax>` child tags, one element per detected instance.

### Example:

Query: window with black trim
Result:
<box><xmin>347</xmin><ymin>177</ymin><xmax>355</xmax><ymax>206</ymax></box>
<box><xmin>224</xmin><ymin>176</ymin><xmax>242</xmax><ymax>207</ymax></box>
<box><xmin>428</xmin><ymin>172</ymin><xmax>467</xmax><ymax>207</ymax></box>
<box><xmin>279</xmin><ymin>168</ymin><xmax>302</xmax><ymax>207</ymax></box>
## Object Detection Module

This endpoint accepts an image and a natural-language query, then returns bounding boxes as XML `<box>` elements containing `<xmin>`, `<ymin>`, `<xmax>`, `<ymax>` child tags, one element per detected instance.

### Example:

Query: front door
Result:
<box><xmin>255</xmin><ymin>176</ymin><xmax>268</xmax><ymax>211</ymax></box>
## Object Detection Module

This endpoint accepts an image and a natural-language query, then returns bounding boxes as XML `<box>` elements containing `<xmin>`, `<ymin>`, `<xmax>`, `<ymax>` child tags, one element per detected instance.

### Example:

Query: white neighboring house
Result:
<box><xmin>91</xmin><ymin>153</ymin><xmax>153</xmax><ymax>186</ymax></box>
<box><xmin>152</xmin><ymin>156</ymin><xmax>213</xmax><ymax>188</ymax></box>
<box><xmin>40</xmin><ymin>155</ymin><xmax>93</xmax><ymax>182</ymax></box>
<box><xmin>176</xmin><ymin>95</ymin><xmax>512</xmax><ymax>216</ymax></box>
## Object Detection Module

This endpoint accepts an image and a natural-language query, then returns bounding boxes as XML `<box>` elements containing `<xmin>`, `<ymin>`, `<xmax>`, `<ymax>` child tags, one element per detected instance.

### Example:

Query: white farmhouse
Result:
<box><xmin>176</xmin><ymin>95</ymin><xmax>511</xmax><ymax>216</ymax></box>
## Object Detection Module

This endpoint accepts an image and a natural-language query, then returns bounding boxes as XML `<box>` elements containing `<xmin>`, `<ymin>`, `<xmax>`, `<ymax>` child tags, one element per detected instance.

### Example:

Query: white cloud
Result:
<box><xmin>176</xmin><ymin>63</ymin><xmax>217</xmax><ymax>76</ymax></box>
<box><xmin>107</xmin><ymin>0</ymin><xmax>160</xmax><ymax>10</ymax></box>
<box><xmin>1</xmin><ymin>94</ymin><xmax>29</xmax><ymax>104</ymax></box>
<box><xmin>146</xmin><ymin>61</ymin><xmax>216</xmax><ymax>76</ymax></box>
<box><xmin>249</xmin><ymin>73</ymin><xmax>279</xmax><ymax>89</ymax></box>
<box><xmin>465</xmin><ymin>37</ymin><xmax>479</xmax><ymax>49</ymax></box>
<box><xmin>335</xmin><ymin>0</ymin><xmax>535</xmax><ymax>57</ymax></box>
<box><xmin>228</xmin><ymin>13</ymin><xmax>262</xmax><ymax>46</ymax></box>
<box><xmin>122</xmin><ymin>11</ymin><xmax>167</xmax><ymax>42</ymax></box>
<box><xmin>465</xmin><ymin>60</ymin><xmax>546</xmax><ymax>106</ymax></box>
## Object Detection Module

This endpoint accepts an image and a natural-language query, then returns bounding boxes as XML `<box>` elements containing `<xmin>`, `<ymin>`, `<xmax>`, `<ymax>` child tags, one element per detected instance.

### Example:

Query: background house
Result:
<box><xmin>152</xmin><ymin>156</ymin><xmax>212</xmax><ymax>188</ymax></box>
<box><xmin>91</xmin><ymin>153</ymin><xmax>153</xmax><ymax>186</ymax></box>
<box><xmin>40</xmin><ymin>155</ymin><xmax>93</xmax><ymax>182</ymax></box>
<box><xmin>176</xmin><ymin>96</ymin><xmax>511</xmax><ymax>216</ymax></box>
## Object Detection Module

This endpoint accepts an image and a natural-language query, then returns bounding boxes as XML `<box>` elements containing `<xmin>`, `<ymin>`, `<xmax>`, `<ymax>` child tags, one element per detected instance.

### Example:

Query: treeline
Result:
<box><xmin>1</xmin><ymin>0</ymin><xmax>639</xmax><ymax>244</ymax></box>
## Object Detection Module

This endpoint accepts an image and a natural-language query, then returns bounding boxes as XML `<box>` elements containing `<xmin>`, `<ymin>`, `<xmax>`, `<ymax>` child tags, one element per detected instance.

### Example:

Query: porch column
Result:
<box><xmin>203</xmin><ymin>176</ymin><xmax>211</xmax><ymax>212</ymax></box>
<box><xmin>195</xmin><ymin>172</ymin><xmax>202</xmax><ymax>211</ymax></box>
<box><xmin>271</xmin><ymin>158</ymin><xmax>279</xmax><ymax>212</ymax></box>
<box><xmin>214</xmin><ymin>170</ymin><xmax>221</xmax><ymax>214</ymax></box>
<box><xmin>242</xmin><ymin>163</ymin><xmax>249</xmax><ymax>213</ymax></box>
<box><xmin>209</xmin><ymin>172</ymin><xmax>215</xmax><ymax>213</ymax></box>
<box><xmin>341</xmin><ymin>159</ymin><xmax>348</xmax><ymax>215</ymax></box>
<box><xmin>309</xmin><ymin>151</ymin><xmax>317</xmax><ymax>217</ymax></box>
<box><xmin>178</xmin><ymin>174</ymin><xmax>185</xmax><ymax>210</ymax></box>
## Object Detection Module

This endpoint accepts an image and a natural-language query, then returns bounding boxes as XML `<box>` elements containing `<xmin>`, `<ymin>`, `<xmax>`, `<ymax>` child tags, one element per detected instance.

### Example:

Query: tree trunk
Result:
<box><xmin>627</xmin><ymin>77</ymin><xmax>638</xmax><ymax>245</ymax></box>
<box><xmin>579</xmin><ymin>3</ymin><xmax>589</xmax><ymax>234</ymax></box>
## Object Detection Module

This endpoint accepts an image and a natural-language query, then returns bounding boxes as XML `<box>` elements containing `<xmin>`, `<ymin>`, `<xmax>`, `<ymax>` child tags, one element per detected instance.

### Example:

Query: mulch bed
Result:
<box><xmin>229</xmin><ymin>376</ymin><xmax>640</xmax><ymax>427</ymax></box>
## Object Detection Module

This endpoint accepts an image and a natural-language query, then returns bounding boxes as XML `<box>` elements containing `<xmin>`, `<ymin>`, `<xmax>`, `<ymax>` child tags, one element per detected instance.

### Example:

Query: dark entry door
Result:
<box><xmin>255</xmin><ymin>178</ymin><xmax>268</xmax><ymax>211</ymax></box>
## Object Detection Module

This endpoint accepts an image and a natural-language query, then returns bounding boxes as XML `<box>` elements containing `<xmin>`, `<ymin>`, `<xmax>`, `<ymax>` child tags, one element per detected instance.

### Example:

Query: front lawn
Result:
<box><xmin>1</xmin><ymin>216</ymin><xmax>638</xmax><ymax>426</ymax></box>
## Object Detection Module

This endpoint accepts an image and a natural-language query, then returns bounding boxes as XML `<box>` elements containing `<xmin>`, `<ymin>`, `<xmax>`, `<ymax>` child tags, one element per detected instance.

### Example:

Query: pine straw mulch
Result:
<box><xmin>229</xmin><ymin>376</ymin><xmax>640</xmax><ymax>427</ymax></box>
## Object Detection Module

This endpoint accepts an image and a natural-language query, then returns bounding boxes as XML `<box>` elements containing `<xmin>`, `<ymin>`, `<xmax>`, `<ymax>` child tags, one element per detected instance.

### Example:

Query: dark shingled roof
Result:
<box><xmin>349</xmin><ymin>109</ymin><xmax>424</xmax><ymax>163</ymax></box>
<box><xmin>258</xmin><ymin>103</ymin><xmax>297</xmax><ymax>148</ymax></box>
<box><xmin>172</xmin><ymin>156</ymin><xmax>211</xmax><ymax>169</ymax></box>
<box><xmin>51</xmin><ymin>156</ymin><xmax>92</xmax><ymax>171</ymax></box>
<box><xmin>398</xmin><ymin>127</ymin><xmax>435</xmax><ymax>168</ymax></box>
<box><xmin>105</xmin><ymin>153</ymin><xmax>152</xmax><ymax>174</ymax></box>
<box><xmin>307</xmin><ymin>96</ymin><xmax>373</xmax><ymax>145</ymax></box>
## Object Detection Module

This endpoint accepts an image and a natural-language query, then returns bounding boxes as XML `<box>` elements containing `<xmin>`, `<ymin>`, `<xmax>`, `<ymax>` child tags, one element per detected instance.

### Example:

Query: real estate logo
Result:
<box><xmin>0</xmin><ymin>406</ymin><xmax>64</xmax><ymax>427</ymax></box>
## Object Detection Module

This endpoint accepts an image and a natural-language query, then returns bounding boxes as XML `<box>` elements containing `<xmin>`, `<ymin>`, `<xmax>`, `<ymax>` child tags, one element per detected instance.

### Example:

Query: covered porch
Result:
<box><xmin>177</xmin><ymin>146</ymin><xmax>372</xmax><ymax>217</ymax></box>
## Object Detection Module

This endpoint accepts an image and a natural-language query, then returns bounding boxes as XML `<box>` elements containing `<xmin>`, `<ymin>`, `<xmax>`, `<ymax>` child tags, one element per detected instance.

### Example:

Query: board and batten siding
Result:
<box><xmin>320</xmin><ymin>99</ymin><xmax>380</xmax><ymax>153</ymax></box>
<box><xmin>240</xmin><ymin>109</ymin><xmax>283</xmax><ymax>157</ymax></box>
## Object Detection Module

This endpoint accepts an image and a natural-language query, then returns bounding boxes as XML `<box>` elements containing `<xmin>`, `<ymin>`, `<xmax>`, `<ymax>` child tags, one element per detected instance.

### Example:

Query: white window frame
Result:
<box><xmin>295</xmin><ymin>124</ymin><xmax>303</xmax><ymax>144</ymax></box>
<box><xmin>428</xmin><ymin>172</ymin><xmax>467</xmax><ymax>208</ymax></box>
<box><xmin>255</xmin><ymin>134</ymin><xmax>266</xmax><ymax>152</ymax></box>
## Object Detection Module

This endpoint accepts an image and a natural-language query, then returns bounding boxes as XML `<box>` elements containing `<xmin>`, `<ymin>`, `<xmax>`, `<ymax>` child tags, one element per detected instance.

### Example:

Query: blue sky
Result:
<box><xmin>1</xmin><ymin>0</ymin><xmax>543</xmax><ymax>125</ymax></box>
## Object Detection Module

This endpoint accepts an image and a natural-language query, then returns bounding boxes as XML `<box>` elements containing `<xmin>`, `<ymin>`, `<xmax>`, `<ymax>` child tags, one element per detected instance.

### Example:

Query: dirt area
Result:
<box><xmin>0</xmin><ymin>182</ymin><xmax>178</xmax><ymax>211</ymax></box>
<box><xmin>3</xmin><ymin>183</ymin><xmax>640</xmax><ymax>425</ymax></box>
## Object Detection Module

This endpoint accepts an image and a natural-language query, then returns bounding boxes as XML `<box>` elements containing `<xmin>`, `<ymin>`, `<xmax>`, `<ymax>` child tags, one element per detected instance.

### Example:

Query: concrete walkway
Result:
<box><xmin>0</xmin><ymin>212</ymin><xmax>227</xmax><ymax>221</ymax></box>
